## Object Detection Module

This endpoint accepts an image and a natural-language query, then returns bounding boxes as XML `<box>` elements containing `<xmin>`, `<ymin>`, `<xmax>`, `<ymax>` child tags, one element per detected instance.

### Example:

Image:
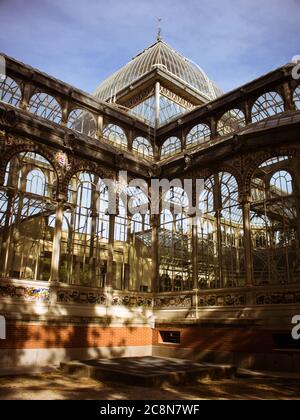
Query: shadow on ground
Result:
<box><xmin>0</xmin><ymin>370</ymin><xmax>299</xmax><ymax>400</ymax></box>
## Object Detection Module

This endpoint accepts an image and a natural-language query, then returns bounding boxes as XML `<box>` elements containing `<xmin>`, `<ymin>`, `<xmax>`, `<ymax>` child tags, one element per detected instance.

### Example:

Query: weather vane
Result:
<box><xmin>157</xmin><ymin>17</ymin><xmax>162</xmax><ymax>41</ymax></box>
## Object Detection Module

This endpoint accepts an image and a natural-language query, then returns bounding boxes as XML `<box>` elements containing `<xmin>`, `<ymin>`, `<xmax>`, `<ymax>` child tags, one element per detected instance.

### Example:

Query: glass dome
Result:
<box><xmin>94</xmin><ymin>40</ymin><xmax>222</xmax><ymax>102</ymax></box>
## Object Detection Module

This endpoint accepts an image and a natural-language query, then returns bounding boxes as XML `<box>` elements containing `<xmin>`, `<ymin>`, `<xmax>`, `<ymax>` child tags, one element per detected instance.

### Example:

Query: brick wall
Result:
<box><xmin>0</xmin><ymin>323</ymin><xmax>153</xmax><ymax>349</ymax></box>
<box><xmin>0</xmin><ymin>323</ymin><xmax>289</xmax><ymax>354</ymax></box>
<box><xmin>153</xmin><ymin>327</ymin><xmax>278</xmax><ymax>353</ymax></box>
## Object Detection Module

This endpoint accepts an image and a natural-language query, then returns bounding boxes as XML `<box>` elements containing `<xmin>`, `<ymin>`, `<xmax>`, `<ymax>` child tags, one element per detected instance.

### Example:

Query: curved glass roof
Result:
<box><xmin>94</xmin><ymin>40</ymin><xmax>222</xmax><ymax>102</ymax></box>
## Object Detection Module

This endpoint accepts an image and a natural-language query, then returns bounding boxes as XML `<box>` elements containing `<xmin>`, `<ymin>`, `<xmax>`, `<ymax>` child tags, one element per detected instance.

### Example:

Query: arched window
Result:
<box><xmin>28</xmin><ymin>92</ymin><xmax>62</xmax><ymax>124</ymax></box>
<box><xmin>65</xmin><ymin>172</ymin><xmax>109</xmax><ymax>286</ymax></box>
<box><xmin>186</xmin><ymin>124</ymin><xmax>210</xmax><ymax>147</ymax></box>
<box><xmin>260</xmin><ymin>155</ymin><xmax>289</xmax><ymax>168</ymax></box>
<box><xmin>67</xmin><ymin>109</ymin><xmax>96</xmax><ymax>137</ymax></box>
<box><xmin>219</xmin><ymin>173</ymin><xmax>243</xmax><ymax>287</ymax></box>
<box><xmin>198</xmin><ymin>173</ymin><xmax>244</xmax><ymax>289</ymax></box>
<box><xmin>270</xmin><ymin>170</ymin><xmax>293</xmax><ymax>197</ymax></box>
<box><xmin>250</xmin><ymin>156</ymin><xmax>297</xmax><ymax>285</ymax></box>
<box><xmin>75</xmin><ymin>174</ymin><xmax>93</xmax><ymax>233</ymax></box>
<box><xmin>103</xmin><ymin>124</ymin><xmax>127</xmax><ymax>149</ymax></box>
<box><xmin>25</xmin><ymin>169</ymin><xmax>46</xmax><ymax>195</ymax></box>
<box><xmin>199</xmin><ymin>176</ymin><xmax>214</xmax><ymax>215</ymax></box>
<box><xmin>126</xmin><ymin>185</ymin><xmax>149</xmax><ymax>215</ymax></box>
<box><xmin>12</xmin><ymin>152</ymin><xmax>52</xmax><ymax>198</ymax></box>
<box><xmin>161</xmin><ymin>137</ymin><xmax>181</xmax><ymax>158</ymax></box>
<box><xmin>132</xmin><ymin>137</ymin><xmax>153</xmax><ymax>159</ymax></box>
<box><xmin>164</xmin><ymin>187</ymin><xmax>189</xmax><ymax>208</ymax></box>
<box><xmin>0</xmin><ymin>76</ymin><xmax>21</xmax><ymax>106</ymax></box>
<box><xmin>293</xmin><ymin>86</ymin><xmax>300</xmax><ymax>110</ymax></box>
<box><xmin>251</xmin><ymin>92</ymin><xmax>284</xmax><ymax>123</ymax></box>
<box><xmin>160</xmin><ymin>206</ymin><xmax>192</xmax><ymax>292</ymax></box>
<box><xmin>1</xmin><ymin>152</ymin><xmax>56</xmax><ymax>281</ymax></box>
<box><xmin>219</xmin><ymin>172</ymin><xmax>240</xmax><ymax>214</ymax></box>
<box><xmin>217</xmin><ymin>109</ymin><xmax>246</xmax><ymax>136</ymax></box>
<box><xmin>131</xmin><ymin>213</ymin><xmax>143</xmax><ymax>233</ymax></box>
<box><xmin>69</xmin><ymin>173</ymin><xmax>109</xmax><ymax>239</ymax></box>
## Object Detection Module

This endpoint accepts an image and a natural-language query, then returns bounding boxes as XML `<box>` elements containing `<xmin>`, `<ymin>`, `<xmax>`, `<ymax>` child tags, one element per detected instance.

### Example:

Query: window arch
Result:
<box><xmin>186</xmin><ymin>124</ymin><xmax>210</xmax><ymax>147</ymax></box>
<box><xmin>103</xmin><ymin>124</ymin><xmax>127</xmax><ymax>149</ymax></box>
<box><xmin>5</xmin><ymin>152</ymin><xmax>53</xmax><ymax>197</ymax></box>
<box><xmin>251</xmin><ymin>91</ymin><xmax>284</xmax><ymax>123</ymax></box>
<box><xmin>199</xmin><ymin>176</ymin><xmax>214</xmax><ymax>215</ymax></box>
<box><xmin>202</xmin><ymin>171</ymin><xmax>237</xmax><ymax>212</ymax></box>
<box><xmin>161</xmin><ymin>137</ymin><xmax>181</xmax><ymax>158</ymax></box>
<box><xmin>219</xmin><ymin>172</ymin><xmax>243</xmax><ymax>287</ymax></box>
<box><xmin>219</xmin><ymin>172</ymin><xmax>240</xmax><ymax>213</ymax></box>
<box><xmin>67</xmin><ymin>108</ymin><xmax>96</xmax><ymax>137</ymax></box>
<box><xmin>199</xmin><ymin>172</ymin><xmax>240</xmax><ymax>214</ymax></box>
<box><xmin>126</xmin><ymin>185</ymin><xmax>149</xmax><ymax>215</ymax></box>
<box><xmin>28</xmin><ymin>92</ymin><xmax>62</xmax><ymax>124</ymax></box>
<box><xmin>68</xmin><ymin>172</ymin><xmax>109</xmax><ymax>240</ymax></box>
<box><xmin>1</xmin><ymin>152</ymin><xmax>56</xmax><ymax>281</ymax></box>
<box><xmin>250</xmin><ymin>156</ymin><xmax>297</xmax><ymax>285</ymax></box>
<box><xmin>160</xmin><ymin>200</ymin><xmax>193</xmax><ymax>293</ymax></box>
<box><xmin>65</xmin><ymin>172</ymin><xmax>109</xmax><ymax>286</ymax></box>
<box><xmin>198</xmin><ymin>173</ymin><xmax>244</xmax><ymax>289</ymax></box>
<box><xmin>259</xmin><ymin>155</ymin><xmax>289</xmax><ymax>168</ymax></box>
<box><xmin>293</xmin><ymin>86</ymin><xmax>300</xmax><ymax>110</ymax></box>
<box><xmin>269</xmin><ymin>170</ymin><xmax>293</xmax><ymax>197</ymax></box>
<box><xmin>217</xmin><ymin>109</ymin><xmax>246</xmax><ymax>136</ymax></box>
<box><xmin>25</xmin><ymin>169</ymin><xmax>47</xmax><ymax>196</ymax></box>
<box><xmin>132</xmin><ymin>137</ymin><xmax>153</xmax><ymax>159</ymax></box>
<box><xmin>0</xmin><ymin>76</ymin><xmax>21</xmax><ymax>106</ymax></box>
<box><xmin>131</xmin><ymin>213</ymin><xmax>143</xmax><ymax>233</ymax></box>
<box><xmin>164</xmin><ymin>187</ymin><xmax>189</xmax><ymax>210</ymax></box>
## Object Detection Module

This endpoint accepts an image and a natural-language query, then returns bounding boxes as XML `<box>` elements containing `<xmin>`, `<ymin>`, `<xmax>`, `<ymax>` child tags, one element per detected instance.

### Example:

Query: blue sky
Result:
<box><xmin>0</xmin><ymin>0</ymin><xmax>299</xmax><ymax>94</ymax></box>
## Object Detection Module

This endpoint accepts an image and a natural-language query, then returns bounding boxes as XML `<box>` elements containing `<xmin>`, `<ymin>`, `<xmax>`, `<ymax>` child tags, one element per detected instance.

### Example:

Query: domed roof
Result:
<box><xmin>94</xmin><ymin>40</ymin><xmax>222</xmax><ymax>102</ymax></box>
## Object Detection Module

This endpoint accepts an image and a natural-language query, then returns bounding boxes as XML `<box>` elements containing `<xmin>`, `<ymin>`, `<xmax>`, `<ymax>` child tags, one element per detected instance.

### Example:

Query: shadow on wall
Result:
<box><xmin>0</xmin><ymin>287</ymin><xmax>154</xmax><ymax>369</ymax></box>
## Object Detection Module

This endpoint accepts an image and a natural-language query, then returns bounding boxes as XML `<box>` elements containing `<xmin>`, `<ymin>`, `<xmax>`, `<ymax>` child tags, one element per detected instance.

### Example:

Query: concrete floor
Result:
<box><xmin>0</xmin><ymin>369</ymin><xmax>299</xmax><ymax>400</ymax></box>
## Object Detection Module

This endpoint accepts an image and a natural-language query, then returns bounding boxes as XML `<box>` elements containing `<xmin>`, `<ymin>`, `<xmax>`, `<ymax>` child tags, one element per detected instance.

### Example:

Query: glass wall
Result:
<box><xmin>0</xmin><ymin>152</ymin><xmax>56</xmax><ymax>280</ymax></box>
<box><xmin>250</xmin><ymin>156</ymin><xmax>300</xmax><ymax>285</ymax></box>
<box><xmin>159</xmin><ymin>188</ymin><xmax>193</xmax><ymax>292</ymax></box>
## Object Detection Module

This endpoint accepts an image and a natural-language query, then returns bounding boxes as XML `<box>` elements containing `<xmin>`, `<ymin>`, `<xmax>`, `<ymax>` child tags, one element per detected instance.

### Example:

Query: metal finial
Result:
<box><xmin>157</xmin><ymin>17</ymin><xmax>162</xmax><ymax>41</ymax></box>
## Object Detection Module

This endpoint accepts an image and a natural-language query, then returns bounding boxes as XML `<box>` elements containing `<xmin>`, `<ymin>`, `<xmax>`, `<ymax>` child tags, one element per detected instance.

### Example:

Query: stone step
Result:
<box><xmin>60</xmin><ymin>356</ymin><xmax>237</xmax><ymax>387</ymax></box>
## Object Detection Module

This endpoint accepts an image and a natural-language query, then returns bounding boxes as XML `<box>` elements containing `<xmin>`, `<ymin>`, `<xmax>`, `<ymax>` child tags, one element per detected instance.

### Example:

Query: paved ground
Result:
<box><xmin>0</xmin><ymin>370</ymin><xmax>299</xmax><ymax>400</ymax></box>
